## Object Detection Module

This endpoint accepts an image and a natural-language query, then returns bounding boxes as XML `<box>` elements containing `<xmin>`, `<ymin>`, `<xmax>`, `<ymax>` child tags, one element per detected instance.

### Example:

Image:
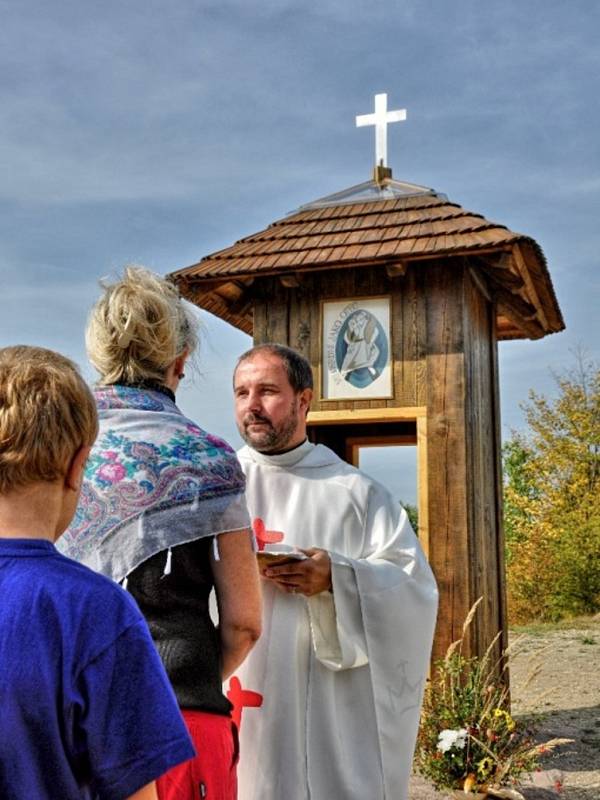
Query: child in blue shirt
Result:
<box><xmin>0</xmin><ymin>345</ymin><xmax>195</xmax><ymax>800</ymax></box>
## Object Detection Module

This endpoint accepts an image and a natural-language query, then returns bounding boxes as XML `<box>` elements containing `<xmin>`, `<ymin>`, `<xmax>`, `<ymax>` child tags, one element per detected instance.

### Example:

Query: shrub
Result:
<box><xmin>503</xmin><ymin>357</ymin><xmax>600</xmax><ymax>622</ymax></box>
<box><xmin>415</xmin><ymin>600</ymin><xmax>571</xmax><ymax>795</ymax></box>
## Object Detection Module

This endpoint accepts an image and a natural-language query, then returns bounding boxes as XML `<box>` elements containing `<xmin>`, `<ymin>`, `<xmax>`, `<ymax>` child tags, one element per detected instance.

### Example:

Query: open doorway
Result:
<box><xmin>356</xmin><ymin>445</ymin><xmax>418</xmax><ymax>533</ymax></box>
<box><xmin>307</xmin><ymin>413</ymin><xmax>429</xmax><ymax>555</ymax></box>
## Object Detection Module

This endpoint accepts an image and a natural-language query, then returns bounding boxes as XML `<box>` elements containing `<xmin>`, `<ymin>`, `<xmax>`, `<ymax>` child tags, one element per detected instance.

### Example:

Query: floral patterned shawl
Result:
<box><xmin>58</xmin><ymin>385</ymin><xmax>250</xmax><ymax>583</ymax></box>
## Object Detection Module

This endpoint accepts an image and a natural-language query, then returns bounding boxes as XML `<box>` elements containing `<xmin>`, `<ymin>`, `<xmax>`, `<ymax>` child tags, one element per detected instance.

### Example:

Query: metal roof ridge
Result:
<box><xmin>292</xmin><ymin>177</ymin><xmax>442</xmax><ymax>213</ymax></box>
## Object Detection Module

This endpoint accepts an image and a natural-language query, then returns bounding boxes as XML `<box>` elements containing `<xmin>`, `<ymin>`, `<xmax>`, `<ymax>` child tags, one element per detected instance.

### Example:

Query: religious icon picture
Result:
<box><xmin>321</xmin><ymin>296</ymin><xmax>393</xmax><ymax>400</ymax></box>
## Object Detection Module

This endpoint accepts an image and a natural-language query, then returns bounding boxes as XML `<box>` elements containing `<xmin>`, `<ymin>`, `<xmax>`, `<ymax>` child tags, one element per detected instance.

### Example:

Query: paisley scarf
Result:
<box><xmin>58</xmin><ymin>385</ymin><xmax>250</xmax><ymax>583</ymax></box>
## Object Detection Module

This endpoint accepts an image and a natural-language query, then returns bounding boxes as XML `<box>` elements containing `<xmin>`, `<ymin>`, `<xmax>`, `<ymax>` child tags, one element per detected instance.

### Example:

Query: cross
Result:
<box><xmin>227</xmin><ymin>676</ymin><xmax>263</xmax><ymax>730</ymax></box>
<box><xmin>355</xmin><ymin>93</ymin><xmax>407</xmax><ymax>168</ymax></box>
<box><xmin>252</xmin><ymin>517</ymin><xmax>285</xmax><ymax>551</ymax></box>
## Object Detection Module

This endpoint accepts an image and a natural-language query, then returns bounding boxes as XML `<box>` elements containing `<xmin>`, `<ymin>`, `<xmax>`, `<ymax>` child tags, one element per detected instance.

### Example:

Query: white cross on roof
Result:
<box><xmin>356</xmin><ymin>93</ymin><xmax>407</xmax><ymax>168</ymax></box>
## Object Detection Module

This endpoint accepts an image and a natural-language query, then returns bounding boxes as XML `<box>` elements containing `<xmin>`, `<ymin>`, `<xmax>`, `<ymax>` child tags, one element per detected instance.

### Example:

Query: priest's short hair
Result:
<box><xmin>235</xmin><ymin>344</ymin><xmax>313</xmax><ymax>392</ymax></box>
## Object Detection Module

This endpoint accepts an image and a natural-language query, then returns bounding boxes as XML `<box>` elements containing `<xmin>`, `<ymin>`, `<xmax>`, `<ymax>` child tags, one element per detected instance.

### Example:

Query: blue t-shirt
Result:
<box><xmin>0</xmin><ymin>538</ymin><xmax>195</xmax><ymax>800</ymax></box>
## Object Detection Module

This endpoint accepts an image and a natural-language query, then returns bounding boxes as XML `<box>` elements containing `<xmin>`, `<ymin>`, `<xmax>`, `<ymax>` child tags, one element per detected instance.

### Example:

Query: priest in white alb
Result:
<box><xmin>227</xmin><ymin>343</ymin><xmax>438</xmax><ymax>800</ymax></box>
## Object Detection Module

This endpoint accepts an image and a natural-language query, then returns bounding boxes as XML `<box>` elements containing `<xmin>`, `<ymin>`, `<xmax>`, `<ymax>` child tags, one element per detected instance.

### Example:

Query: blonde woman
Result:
<box><xmin>59</xmin><ymin>267</ymin><xmax>261</xmax><ymax>800</ymax></box>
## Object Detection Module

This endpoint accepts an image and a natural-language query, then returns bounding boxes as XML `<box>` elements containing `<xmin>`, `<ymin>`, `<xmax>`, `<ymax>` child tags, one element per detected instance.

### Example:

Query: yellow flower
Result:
<box><xmin>492</xmin><ymin>708</ymin><xmax>516</xmax><ymax>730</ymax></box>
<box><xmin>477</xmin><ymin>756</ymin><xmax>494</xmax><ymax>777</ymax></box>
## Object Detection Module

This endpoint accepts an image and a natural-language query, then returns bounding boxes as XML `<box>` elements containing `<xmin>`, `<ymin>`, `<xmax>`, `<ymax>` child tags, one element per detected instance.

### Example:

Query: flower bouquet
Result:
<box><xmin>414</xmin><ymin>599</ymin><xmax>571</xmax><ymax>798</ymax></box>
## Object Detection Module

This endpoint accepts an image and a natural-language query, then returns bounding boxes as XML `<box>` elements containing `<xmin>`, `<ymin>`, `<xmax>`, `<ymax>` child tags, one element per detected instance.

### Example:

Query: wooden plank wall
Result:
<box><xmin>252</xmin><ymin>259</ymin><xmax>506</xmax><ymax>666</ymax></box>
<box><xmin>252</xmin><ymin>264</ymin><xmax>428</xmax><ymax>411</ymax></box>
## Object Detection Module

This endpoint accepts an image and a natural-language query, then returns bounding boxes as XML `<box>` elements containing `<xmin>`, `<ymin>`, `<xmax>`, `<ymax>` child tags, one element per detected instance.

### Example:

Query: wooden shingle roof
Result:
<box><xmin>169</xmin><ymin>181</ymin><xmax>564</xmax><ymax>340</ymax></box>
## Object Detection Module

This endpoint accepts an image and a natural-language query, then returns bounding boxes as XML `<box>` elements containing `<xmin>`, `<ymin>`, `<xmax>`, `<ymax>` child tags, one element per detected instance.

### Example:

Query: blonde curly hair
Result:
<box><xmin>86</xmin><ymin>266</ymin><xmax>198</xmax><ymax>385</ymax></box>
<box><xmin>0</xmin><ymin>346</ymin><xmax>98</xmax><ymax>494</ymax></box>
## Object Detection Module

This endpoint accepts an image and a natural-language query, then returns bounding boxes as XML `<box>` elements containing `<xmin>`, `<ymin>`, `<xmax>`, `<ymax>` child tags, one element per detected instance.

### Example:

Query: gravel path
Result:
<box><xmin>408</xmin><ymin>617</ymin><xmax>600</xmax><ymax>799</ymax></box>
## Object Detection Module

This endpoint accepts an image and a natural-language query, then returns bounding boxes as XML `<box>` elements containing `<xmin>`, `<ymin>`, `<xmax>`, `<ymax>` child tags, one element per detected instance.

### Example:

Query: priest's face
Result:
<box><xmin>234</xmin><ymin>353</ymin><xmax>312</xmax><ymax>453</ymax></box>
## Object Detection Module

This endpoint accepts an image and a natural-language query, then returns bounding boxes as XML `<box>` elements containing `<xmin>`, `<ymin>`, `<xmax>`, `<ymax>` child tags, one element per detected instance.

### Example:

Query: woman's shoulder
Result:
<box><xmin>181</xmin><ymin>422</ymin><xmax>236</xmax><ymax>456</ymax></box>
<box><xmin>92</xmin><ymin>385</ymin><xmax>238</xmax><ymax>462</ymax></box>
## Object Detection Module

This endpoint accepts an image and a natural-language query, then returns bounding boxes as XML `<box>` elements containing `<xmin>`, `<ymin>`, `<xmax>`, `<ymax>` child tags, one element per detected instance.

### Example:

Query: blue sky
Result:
<box><xmin>1</xmin><ymin>1</ymin><xmax>598</xmax><ymax>502</ymax></box>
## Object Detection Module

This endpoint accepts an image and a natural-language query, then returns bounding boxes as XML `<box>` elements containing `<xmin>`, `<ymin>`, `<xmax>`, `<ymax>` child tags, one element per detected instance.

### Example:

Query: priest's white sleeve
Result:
<box><xmin>306</xmin><ymin>560</ymin><xmax>369</xmax><ymax>669</ymax></box>
<box><xmin>307</xmin><ymin>480</ymin><xmax>437</xmax><ymax>672</ymax></box>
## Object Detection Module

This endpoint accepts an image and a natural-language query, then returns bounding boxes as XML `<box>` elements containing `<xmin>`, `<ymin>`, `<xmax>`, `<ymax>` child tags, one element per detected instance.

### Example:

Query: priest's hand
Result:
<box><xmin>263</xmin><ymin>547</ymin><xmax>332</xmax><ymax>596</ymax></box>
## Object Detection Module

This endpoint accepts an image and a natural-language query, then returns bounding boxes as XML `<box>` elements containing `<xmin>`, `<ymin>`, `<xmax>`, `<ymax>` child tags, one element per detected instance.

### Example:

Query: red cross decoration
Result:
<box><xmin>252</xmin><ymin>517</ymin><xmax>285</xmax><ymax>551</ymax></box>
<box><xmin>227</xmin><ymin>676</ymin><xmax>263</xmax><ymax>730</ymax></box>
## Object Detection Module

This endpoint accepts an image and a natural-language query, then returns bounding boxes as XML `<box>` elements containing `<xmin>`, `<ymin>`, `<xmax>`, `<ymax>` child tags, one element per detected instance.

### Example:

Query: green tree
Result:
<box><xmin>401</xmin><ymin>501</ymin><xmax>418</xmax><ymax>535</ymax></box>
<box><xmin>503</xmin><ymin>355</ymin><xmax>600</xmax><ymax>622</ymax></box>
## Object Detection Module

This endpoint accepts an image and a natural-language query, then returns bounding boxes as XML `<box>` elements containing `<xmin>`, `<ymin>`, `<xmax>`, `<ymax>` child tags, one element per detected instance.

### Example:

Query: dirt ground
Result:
<box><xmin>408</xmin><ymin>616</ymin><xmax>600</xmax><ymax>800</ymax></box>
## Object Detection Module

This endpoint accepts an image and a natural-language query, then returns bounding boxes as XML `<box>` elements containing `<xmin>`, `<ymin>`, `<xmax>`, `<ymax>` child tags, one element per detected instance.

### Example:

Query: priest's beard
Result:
<box><xmin>240</xmin><ymin>400</ymin><xmax>300</xmax><ymax>453</ymax></box>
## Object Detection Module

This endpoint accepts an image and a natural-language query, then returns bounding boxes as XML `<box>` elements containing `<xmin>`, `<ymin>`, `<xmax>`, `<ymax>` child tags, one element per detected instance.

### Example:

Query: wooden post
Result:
<box><xmin>425</xmin><ymin>263</ymin><xmax>505</xmax><ymax>663</ymax></box>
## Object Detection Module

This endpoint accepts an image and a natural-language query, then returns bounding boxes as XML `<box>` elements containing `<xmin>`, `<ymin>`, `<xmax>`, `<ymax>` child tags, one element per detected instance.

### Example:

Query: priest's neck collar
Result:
<box><xmin>249</xmin><ymin>439</ymin><xmax>313</xmax><ymax>467</ymax></box>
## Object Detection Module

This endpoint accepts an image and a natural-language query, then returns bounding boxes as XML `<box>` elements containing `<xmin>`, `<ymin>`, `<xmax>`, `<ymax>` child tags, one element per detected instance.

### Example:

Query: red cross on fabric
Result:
<box><xmin>252</xmin><ymin>517</ymin><xmax>285</xmax><ymax>551</ymax></box>
<box><xmin>227</xmin><ymin>676</ymin><xmax>263</xmax><ymax>730</ymax></box>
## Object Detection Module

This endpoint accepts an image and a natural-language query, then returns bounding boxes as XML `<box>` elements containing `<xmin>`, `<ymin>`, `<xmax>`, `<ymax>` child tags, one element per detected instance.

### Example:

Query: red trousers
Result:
<box><xmin>157</xmin><ymin>709</ymin><xmax>239</xmax><ymax>800</ymax></box>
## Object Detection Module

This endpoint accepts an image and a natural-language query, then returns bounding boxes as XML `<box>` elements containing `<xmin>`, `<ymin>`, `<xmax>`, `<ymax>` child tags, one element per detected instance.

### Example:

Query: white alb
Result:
<box><xmin>229</xmin><ymin>441</ymin><xmax>438</xmax><ymax>800</ymax></box>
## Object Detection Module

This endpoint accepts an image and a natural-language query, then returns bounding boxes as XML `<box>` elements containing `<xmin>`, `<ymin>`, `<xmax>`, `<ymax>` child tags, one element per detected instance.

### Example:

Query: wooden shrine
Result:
<box><xmin>169</xmin><ymin>98</ymin><xmax>564</xmax><ymax>665</ymax></box>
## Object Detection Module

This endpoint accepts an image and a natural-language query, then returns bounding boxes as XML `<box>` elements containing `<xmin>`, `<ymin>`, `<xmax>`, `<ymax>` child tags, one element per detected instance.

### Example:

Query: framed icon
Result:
<box><xmin>321</xmin><ymin>296</ymin><xmax>393</xmax><ymax>400</ymax></box>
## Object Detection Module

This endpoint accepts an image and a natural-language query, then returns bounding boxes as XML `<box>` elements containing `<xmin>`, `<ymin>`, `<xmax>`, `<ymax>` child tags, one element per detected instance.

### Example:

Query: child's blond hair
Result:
<box><xmin>0</xmin><ymin>346</ymin><xmax>98</xmax><ymax>494</ymax></box>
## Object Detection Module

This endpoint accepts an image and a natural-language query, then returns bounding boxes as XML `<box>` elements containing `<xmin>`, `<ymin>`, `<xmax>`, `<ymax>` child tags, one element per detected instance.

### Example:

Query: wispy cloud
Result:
<box><xmin>0</xmin><ymin>0</ymin><xmax>598</xmax><ymax>481</ymax></box>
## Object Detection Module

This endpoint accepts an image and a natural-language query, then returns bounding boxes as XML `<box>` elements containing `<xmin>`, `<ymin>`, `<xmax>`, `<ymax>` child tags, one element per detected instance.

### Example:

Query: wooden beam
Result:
<box><xmin>485</xmin><ymin>279</ymin><xmax>538</xmax><ymax>322</ymax></box>
<box><xmin>470</xmin><ymin>262</ymin><xmax>543</xmax><ymax>341</ymax></box>
<box><xmin>512</xmin><ymin>244</ymin><xmax>550</xmax><ymax>331</ymax></box>
<box><xmin>496</xmin><ymin>314</ymin><xmax>524</xmax><ymax>340</ymax></box>
<box><xmin>183</xmin><ymin>285</ymin><xmax>213</xmax><ymax>307</ymax></box>
<box><xmin>467</xmin><ymin>265</ymin><xmax>492</xmax><ymax>302</ymax></box>
<box><xmin>346</xmin><ymin>434</ymin><xmax>417</xmax><ymax>449</ymax></box>
<box><xmin>345</xmin><ymin>434</ymin><xmax>417</xmax><ymax>469</ymax></box>
<box><xmin>227</xmin><ymin>287</ymin><xmax>254</xmax><ymax>316</ymax></box>
<box><xmin>177</xmin><ymin>277</ymin><xmax>230</xmax><ymax>294</ymax></box>
<box><xmin>417</xmin><ymin>415</ymin><xmax>430</xmax><ymax>560</ymax></box>
<box><xmin>174</xmin><ymin>282</ymin><xmax>253</xmax><ymax>336</ymax></box>
<box><xmin>490</xmin><ymin>315</ymin><xmax>510</xmax><ymax>673</ymax></box>
<box><xmin>518</xmin><ymin>242</ymin><xmax>565</xmax><ymax>332</ymax></box>
<box><xmin>227</xmin><ymin>298</ymin><xmax>253</xmax><ymax>317</ymax></box>
<box><xmin>479</xmin><ymin>251</ymin><xmax>512</xmax><ymax>270</ymax></box>
<box><xmin>424</xmin><ymin>265</ymin><xmax>473</xmax><ymax>659</ymax></box>
<box><xmin>478</xmin><ymin>265</ymin><xmax>544</xmax><ymax>338</ymax></box>
<box><xmin>475</xmin><ymin>253</ymin><xmax>524</xmax><ymax>292</ymax></box>
<box><xmin>385</xmin><ymin>261</ymin><xmax>407</xmax><ymax>279</ymax></box>
<box><xmin>182</xmin><ymin>276</ymin><xmax>255</xmax><ymax>294</ymax></box>
<box><xmin>497</xmin><ymin>301</ymin><xmax>545</xmax><ymax>339</ymax></box>
<box><xmin>280</xmin><ymin>272</ymin><xmax>303</xmax><ymax>288</ymax></box>
<box><xmin>183</xmin><ymin>276</ymin><xmax>252</xmax><ymax>305</ymax></box>
<box><xmin>308</xmin><ymin>406</ymin><xmax>427</xmax><ymax>425</ymax></box>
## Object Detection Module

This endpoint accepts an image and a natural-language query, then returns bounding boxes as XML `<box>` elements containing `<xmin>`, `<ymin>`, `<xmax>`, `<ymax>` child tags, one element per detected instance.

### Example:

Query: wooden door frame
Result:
<box><xmin>345</xmin><ymin>434</ymin><xmax>416</xmax><ymax>465</ymax></box>
<box><xmin>307</xmin><ymin>407</ymin><xmax>430</xmax><ymax>558</ymax></box>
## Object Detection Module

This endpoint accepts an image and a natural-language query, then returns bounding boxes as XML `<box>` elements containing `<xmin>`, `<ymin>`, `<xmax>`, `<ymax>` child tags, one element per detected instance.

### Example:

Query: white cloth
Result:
<box><xmin>230</xmin><ymin>441</ymin><xmax>438</xmax><ymax>800</ymax></box>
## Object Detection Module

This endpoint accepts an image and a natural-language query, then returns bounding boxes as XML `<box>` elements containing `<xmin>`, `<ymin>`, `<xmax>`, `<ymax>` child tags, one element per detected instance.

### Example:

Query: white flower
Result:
<box><xmin>437</xmin><ymin>728</ymin><xmax>468</xmax><ymax>753</ymax></box>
